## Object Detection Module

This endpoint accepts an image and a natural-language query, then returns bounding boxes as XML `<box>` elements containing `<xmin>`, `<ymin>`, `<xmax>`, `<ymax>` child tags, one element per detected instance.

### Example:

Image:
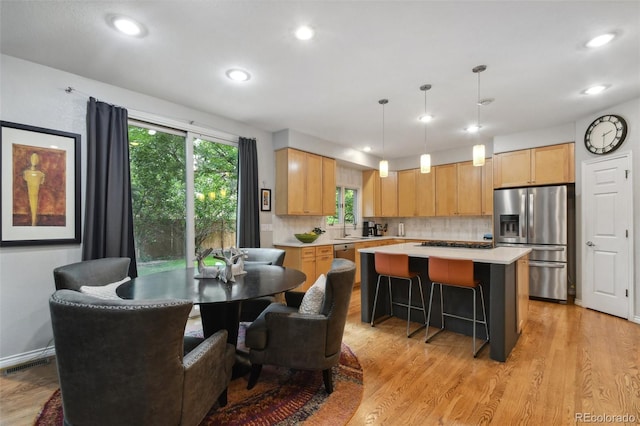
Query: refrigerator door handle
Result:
<box><xmin>531</xmin><ymin>246</ymin><xmax>565</xmax><ymax>251</ymax></box>
<box><xmin>528</xmin><ymin>192</ymin><xmax>534</xmax><ymax>240</ymax></box>
<box><xmin>520</xmin><ymin>193</ymin><xmax>527</xmax><ymax>238</ymax></box>
<box><xmin>529</xmin><ymin>262</ymin><xmax>566</xmax><ymax>268</ymax></box>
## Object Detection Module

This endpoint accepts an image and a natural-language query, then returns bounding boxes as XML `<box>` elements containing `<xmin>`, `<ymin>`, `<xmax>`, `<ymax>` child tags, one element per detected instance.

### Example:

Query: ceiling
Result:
<box><xmin>2</xmin><ymin>1</ymin><xmax>639</xmax><ymax>160</ymax></box>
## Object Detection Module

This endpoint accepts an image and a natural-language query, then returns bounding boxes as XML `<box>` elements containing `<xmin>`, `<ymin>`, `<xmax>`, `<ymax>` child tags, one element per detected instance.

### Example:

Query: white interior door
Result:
<box><xmin>582</xmin><ymin>153</ymin><xmax>633</xmax><ymax>318</ymax></box>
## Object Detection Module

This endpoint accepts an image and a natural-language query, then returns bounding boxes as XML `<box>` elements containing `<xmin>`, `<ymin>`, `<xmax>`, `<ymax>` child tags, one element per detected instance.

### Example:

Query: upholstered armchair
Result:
<box><xmin>53</xmin><ymin>257</ymin><xmax>131</xmax><ymax>291</ymax></box>
<box><xmin>244</xmin><ymin>258</ymin><xmax>356</xmax><ymax>393</ymax></box>
<box><xmin>239</xmin><ymin>248</ymin><xmax>287</xmax><ymax>322</ymax></box>
<box><xmin>49</xmin><ymin>290</ymin><xmax>235</xmax><ymax>426</ymax></box>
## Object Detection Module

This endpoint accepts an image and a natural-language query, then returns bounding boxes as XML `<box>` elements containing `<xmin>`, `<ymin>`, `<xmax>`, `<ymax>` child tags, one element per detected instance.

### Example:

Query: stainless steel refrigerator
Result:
<box><xmin>494</xmin><ymin>185</ymin><xmax>574</xmax><ymax>301</ymax></box>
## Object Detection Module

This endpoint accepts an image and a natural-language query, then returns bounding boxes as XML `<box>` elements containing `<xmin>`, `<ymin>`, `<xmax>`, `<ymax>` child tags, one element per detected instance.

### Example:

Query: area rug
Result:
<box><xmin>35</xmin><ymin>325</ymin><xmax>363</xmax><ymax>425</ymax></box>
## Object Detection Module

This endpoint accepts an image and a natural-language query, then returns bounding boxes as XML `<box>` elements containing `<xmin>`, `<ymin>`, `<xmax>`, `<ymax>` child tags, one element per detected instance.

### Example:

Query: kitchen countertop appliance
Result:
<box><xmin>362</xmin><ymin>221</ymin><xmax>375</xmax><ymax>237</ymax></box>
<box><xmin>494</xmin><ymin>185</ymin><xmax>574</xmax><ymax>302</ymax></box>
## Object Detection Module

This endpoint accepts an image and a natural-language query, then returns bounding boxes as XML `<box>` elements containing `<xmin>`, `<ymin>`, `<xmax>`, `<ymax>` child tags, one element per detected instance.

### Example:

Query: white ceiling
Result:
<box><xmin>2</xmin><ymin>1</ymin><xmax>639</xmax><ymax>160</ymax></box>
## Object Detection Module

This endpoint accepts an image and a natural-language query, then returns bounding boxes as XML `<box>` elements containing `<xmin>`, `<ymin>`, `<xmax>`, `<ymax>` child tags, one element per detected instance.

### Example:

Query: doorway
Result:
<box><xmin>581</xmin><ymin>152</ymin><xmax>633</xmax><ymax>319</ymax></box>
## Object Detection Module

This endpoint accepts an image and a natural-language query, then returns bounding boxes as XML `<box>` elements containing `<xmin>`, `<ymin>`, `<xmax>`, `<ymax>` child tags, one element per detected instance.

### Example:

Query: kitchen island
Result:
<box><xmin>359</xmin><ymin>243</ymin><xmax>531</xmax><ymax>362</ymax></box>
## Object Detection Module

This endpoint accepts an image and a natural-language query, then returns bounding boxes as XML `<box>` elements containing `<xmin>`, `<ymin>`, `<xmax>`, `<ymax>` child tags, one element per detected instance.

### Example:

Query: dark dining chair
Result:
<box><xmin>238</xmin><ymin>248</ymin><xmax>287</xmax><ymax>322</ymax></box>
<box><xmin>244</xmin><ymin>258</ymin><xmax>356</xmax><ymax>394</ymax></box>
<box><xmin>53</xmin><ymin>257</ymin><xmax>131</xmax><ymax>291</ymax></box>
<box><xmin>49</xmin><ymin>289</ymin><xmax>235</xmax><ymax>426</ymax></box>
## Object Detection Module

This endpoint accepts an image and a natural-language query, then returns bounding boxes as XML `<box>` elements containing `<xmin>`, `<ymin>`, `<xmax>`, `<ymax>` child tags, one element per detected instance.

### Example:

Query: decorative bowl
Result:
<box><xmin>295</xmin><ymin>233</ymin><xmax>320</xmax><ymax>243</ymax></box>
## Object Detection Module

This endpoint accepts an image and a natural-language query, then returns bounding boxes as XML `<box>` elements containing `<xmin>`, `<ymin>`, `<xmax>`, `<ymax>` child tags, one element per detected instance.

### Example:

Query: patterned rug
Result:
<box><xmin>35</xmin><ymin>325</ymin><xmax>363</xmax><ymax>425</ymax></box>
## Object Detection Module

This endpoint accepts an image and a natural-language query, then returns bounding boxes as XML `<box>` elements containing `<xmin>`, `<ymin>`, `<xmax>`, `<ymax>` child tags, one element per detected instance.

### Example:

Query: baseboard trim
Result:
<box><xmin>574</xmin><ymin>298</ymin><xmax>583</xmax><ymax>307</ymax></box>
<box><xmin>632</xmin><ymin>315</ymin><xmax>640</xmax><ymax>325</ymax></box>
<box><xmin>0</xmin><ymin>346</ymin><xmax>56</xmax><ymax>370</ymax></box>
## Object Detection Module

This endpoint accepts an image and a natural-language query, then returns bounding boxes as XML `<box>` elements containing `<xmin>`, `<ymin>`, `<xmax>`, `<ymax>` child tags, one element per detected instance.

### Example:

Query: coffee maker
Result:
<box><xmin>362</xmin><ymin>221</ymin><xmax>375</xmax><ymax>237</ymax></box>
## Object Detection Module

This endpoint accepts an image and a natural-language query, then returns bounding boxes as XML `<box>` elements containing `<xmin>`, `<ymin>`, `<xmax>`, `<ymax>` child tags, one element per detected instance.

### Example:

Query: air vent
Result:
<box><xmin>3</xmin><ymin>357</ymin><xmax>51</xmax><ymax>375</ymax></box>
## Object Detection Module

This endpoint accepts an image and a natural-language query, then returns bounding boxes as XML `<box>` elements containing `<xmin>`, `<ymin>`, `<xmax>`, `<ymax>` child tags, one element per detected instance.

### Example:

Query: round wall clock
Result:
<box><xmin>584</xmin><ymin>114</ymin><xmax>628</xmax><ymax>155</ymax></box>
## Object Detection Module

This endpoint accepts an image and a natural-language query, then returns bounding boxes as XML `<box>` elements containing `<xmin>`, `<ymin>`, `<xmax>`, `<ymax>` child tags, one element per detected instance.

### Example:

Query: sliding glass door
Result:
<box><xmin>128</xmin><ymin>124</ymin><xmax>238</xmax><ymax>275</ymax></box>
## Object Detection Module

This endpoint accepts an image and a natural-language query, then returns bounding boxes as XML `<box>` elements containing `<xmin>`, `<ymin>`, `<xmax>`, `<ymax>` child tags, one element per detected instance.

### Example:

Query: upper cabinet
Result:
<box><xmin>322</xmin><ymin>157</ymin><xmax>336</xmax><ymax>216</ymax></box>
<box><xmin>493</xmin><ymin>143</ymin><xmax>575</xmax><ymax>188</ymax></box>
<box><xmin>481</xmin><ymin>158</ymin><xmax>493</xmax><ymax>216</ymax></box>
<box><xmin>435</xmin><ymin>163</ymin><xmax>458</xmax><ymax>216</ymax></box>
<box><xmin>275</xmin><ymin>148</ymin><xmax>336</xmax><ymax>216</ymax></box>
<box><xmin>456</xmin><ymin>161</ymin><xmax>483</xmax><ymax>216</ymax></box>
<box><xmin>364</xmin><ymin>159</ymin><xmax>490</xmax><ymax>218</ymax></box>
<box><xmin>363</xmin><ymin>170</ymin><xmax>397</xmax><ymax>217</ymax></box>
<box><xmin>398</xmin><ymin>168</ymin><xmax>436</xmax><ymax>217</ymax></box>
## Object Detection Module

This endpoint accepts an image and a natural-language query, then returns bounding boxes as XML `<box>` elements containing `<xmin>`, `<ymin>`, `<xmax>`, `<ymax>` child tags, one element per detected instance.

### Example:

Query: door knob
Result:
<box><xmin>586</xmin><ymin>241</ymin><xmax>595</xmax><ymax>246</ymax></box>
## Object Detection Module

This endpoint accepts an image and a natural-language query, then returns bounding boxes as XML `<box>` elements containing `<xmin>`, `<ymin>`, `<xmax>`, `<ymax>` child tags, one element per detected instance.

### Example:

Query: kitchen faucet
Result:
<box><xmin>343</xmin><ymin>212</ymin><xmax>356</xmax><ymax>237</ymax></box>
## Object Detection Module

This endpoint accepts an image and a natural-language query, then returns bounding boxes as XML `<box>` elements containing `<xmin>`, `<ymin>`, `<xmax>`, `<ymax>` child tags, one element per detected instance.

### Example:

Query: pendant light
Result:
<box><xmin>378</xmin><ymin>99</ymin><xmax>389</xmax><ymax>178</ymax></box>
<box><xmin>419</xmin><ymin>84</ymin><xmax>432</xmax><ymax>173</ymax></box>
<box><xmin>472</xmin><ymin>65</ymin><xmax>486</xmax><ymax>167</ymax></box>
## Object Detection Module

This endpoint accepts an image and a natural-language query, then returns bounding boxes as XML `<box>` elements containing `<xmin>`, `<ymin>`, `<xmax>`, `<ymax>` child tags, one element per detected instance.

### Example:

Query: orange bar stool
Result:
<box><xmin>371</xmin><ymin>252</ymin><xmax>427</xmax><ymax>337</ymax></box>
<box><xmin>425</xmin><ymin>256</ymin><xmax>489</xmax><ymax>357</ymax></box>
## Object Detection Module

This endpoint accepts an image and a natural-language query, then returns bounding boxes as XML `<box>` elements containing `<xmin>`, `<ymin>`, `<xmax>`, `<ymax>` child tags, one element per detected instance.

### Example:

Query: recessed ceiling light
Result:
<box><xmin>110</xmin><ymin>15</ymin><xmax>145</xmax><ymax>37</ymax></box>
<box><xmin>586</xmin><ymin>33</ymin><xmax>616</xmax><ymax>48</ymax></box>
<box><xmin>363</xmin><ymin>146</ymin><xmax>372</xmax><ymax>152</ymax></box>
<box><xmin>465</xmin><ymin>125</ymin><xmax>481</xmax><ymax>133</ymax></box>
<box><xmin>582</xmin><ymin>85</ymin><xmax>608</xmax><ymax>95</ymax></box>
<box><xmin>226</xmin><ymin>68</ymin><xmax>251</xmax><ymax>82</ymax></box>
<box><xmin>418</xmin><ymin>114</ymin><xmax>433</xmax><ymax>123</ymax></box>
<box><xmin>295</xmin><ymin>25</ymin><xmax>315</xmax><ymax>41</ymax></box>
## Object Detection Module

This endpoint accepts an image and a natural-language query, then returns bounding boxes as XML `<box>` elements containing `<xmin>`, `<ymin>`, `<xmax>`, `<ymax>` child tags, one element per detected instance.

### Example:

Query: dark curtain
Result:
<box><xmin>82</xmin><ymin>97</ymin><xmax>138</xmax><ymax>277</ymax></box>
<box><xmin>237</xmin><ymin>137</ymin><xmax>260</xmax><ymax>248</ymax></box>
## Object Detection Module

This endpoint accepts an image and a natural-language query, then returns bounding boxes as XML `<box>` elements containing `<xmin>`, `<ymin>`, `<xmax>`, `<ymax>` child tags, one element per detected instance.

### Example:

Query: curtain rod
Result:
<box><xmin>65</xmin><ymin>86</ymin><xmax>241</xmax><ymax>144</ymax></box>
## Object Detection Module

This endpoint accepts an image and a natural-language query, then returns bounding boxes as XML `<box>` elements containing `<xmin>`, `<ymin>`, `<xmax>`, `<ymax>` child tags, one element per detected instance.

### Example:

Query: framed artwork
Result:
<box><xmin>261</xmin><ymin>188</ymin><xmax>271</xmax><ymax>212</ymax></box>
<box><xmin>1</xmin><ymin>121</ymin><xmax>81</xmax><ymax>246</ymax></box>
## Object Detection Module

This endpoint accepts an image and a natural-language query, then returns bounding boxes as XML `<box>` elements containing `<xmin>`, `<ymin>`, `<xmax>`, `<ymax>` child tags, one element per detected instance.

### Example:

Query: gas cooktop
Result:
<box><xmin>418</xmin><ymin>240</ymin><xmax>494</xmax><ymax>249</ymax></box>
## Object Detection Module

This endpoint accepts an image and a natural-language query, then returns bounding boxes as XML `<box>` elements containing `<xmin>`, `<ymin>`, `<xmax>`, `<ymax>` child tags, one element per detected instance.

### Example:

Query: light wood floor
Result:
<box><xmin>1</xmin><ymin>288</ymin><xmax>639</xmax><ymax>425</ymax></box>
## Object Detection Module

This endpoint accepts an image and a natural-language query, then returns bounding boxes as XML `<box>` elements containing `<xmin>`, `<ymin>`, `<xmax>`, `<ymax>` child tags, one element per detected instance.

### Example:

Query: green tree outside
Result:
<box><xmin>128</xmin><ymin>126</ymin><xmax>238</xmax><ymax>272</ymax></box>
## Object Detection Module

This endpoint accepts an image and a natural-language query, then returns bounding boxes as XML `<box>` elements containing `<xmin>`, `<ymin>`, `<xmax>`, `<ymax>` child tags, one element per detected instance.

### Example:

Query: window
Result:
<box><xmin>128</xmin><ymin>124</ymin><xmax>238</xmax><ymax>275</ymax></box>
<box><xmin>328</xmin><ymin>186</ymin><xmax>358</xmax><ymax>228</ymax></box>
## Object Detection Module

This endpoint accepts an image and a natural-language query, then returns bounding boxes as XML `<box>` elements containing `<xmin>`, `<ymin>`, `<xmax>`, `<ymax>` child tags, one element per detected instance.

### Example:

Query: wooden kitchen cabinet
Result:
<box><xmin>274</xmin><ymin>244</ymin><xmax>334</xmax><ymax>291</ymax></box>
<box><xmin>494</xmin><ymin>142</ymin><xmax>575</xmax><ymax>188</ymax></box>
<box><xmin>435</xmin><ymin>164</ymin><xmax>457</xmax><ymax>216</ymax></box>
<box><xmin>398</xmin><ymin>169</ymin><xmax>417</xmax><ymax>217</ymax></box>
<box><xmin>481</xmin><ymin>158</ymin><xmax>493</xmax><ymax>216</ymax></box>
<box><xmin>516</xmin><ymin>254</ymin><xmax>530</xmax><ymax>333</ymax></box>
<box><xmin>322</xmin><ymin>157</ymin><xmax>336</xmax><ymax>216</ymax></box>
<box><xmin>417</xmin><ymin>168</ymin><xmax>436</xmax><ymax>217</ymax></box>
<box><xmin>275</xmin><ymin>148</ymin><xmax>335</xmax><ymax>215</ymax></box>
<box><xmin>362</xmin><ymin>170</ymin><xmax>398</xmax><ymax>217</ymax></box>
<box><xmin>362</xmin><ymin>170</ymin><xmax>381</xmax><ymax>217</ymax></box>
<box><xmin>456</xmin><ymin>161</ymin><xmax>482</xmax><ymax>215</ymax></box>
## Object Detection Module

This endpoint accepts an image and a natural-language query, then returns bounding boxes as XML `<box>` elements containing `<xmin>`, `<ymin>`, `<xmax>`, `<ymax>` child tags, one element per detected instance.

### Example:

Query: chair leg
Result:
<box><xmin>218</xmin><ymin>388</ymin><xmax>228</xmax><ymax>407</ymax></box>
<box><xmin>322</xmin><ymin>368</ymin><xmax>334</xmax><ymax>394</ymax></box>
<box><xmin>406</xmin><ymin>277</ymin><xmax>412</xmax><ymax>337</ymax></box>
<box><xmin>388</xmin><ymin>276</ymin><xmax>393</xmax><ymax>317</ymax></box>
<box><xmin>247</xmin><ymin>364</ymin><xmax>263</xmax><ymax>389</ymax></box>
<box><xmin>426</xmin><ymin>282</ymin><xmax>444</xmax><ymax>343</ymax></box>
<box><xmin>371</xmin><ymin>275</ymin><xmax>383</xmax><ymax>327</ymax></box>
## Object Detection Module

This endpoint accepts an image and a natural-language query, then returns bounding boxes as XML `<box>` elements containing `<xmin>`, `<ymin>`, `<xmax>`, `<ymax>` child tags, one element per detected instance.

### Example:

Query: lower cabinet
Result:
<box><xmin>274</xmin><ymin>245</ymin><xmax>334</xmax><ymax>291</ymax></box>
<box><xmin>516</xmin><ymin>254</ymin><xmax>530</xmax><ymax>333</ymax></box>
<box><xmin>354</xmin><ymin>239</ymin><xmax>405</xmax><ymax>285</ymax></box>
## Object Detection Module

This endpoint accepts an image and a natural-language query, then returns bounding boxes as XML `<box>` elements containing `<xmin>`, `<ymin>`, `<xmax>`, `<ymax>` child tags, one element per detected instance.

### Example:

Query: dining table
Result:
<box><xmin>116</xmin><ymin>264</ymin><xmax>307</xmax><ymax>346</ymax></box>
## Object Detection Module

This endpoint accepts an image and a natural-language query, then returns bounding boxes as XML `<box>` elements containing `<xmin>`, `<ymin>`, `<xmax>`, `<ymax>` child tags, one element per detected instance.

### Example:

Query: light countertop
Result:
<box><xmin>273</xmin><ymin>236</ymin><xmax>489</xmax><ymax>248</ymax></box>
<box><xmin>358</xmin><ymin>242</ymin><xmax>531</xmax><ymax>265</ymax></box>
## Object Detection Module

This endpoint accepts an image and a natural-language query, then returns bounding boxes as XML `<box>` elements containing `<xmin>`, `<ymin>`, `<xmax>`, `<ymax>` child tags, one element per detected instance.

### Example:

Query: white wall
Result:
<box><xmin>574</xmin><ymin>97</ymin><xmax>640</xmax><ymax>319</ymax></box>
<box><xmin>0</xmin><ymin>55</ymin><xmax>276</xmax><ymax>363</ymax></box>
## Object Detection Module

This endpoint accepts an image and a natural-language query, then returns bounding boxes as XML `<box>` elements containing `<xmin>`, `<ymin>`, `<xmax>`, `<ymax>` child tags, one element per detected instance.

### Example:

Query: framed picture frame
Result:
<box><xmin>1</xmin><ymin>121</ymin><xmax>81</xmax><ymax>246</ymax></box>
<box><xmin>260</xmin><ymin>188</ymin><xmax>271</xmax><ymax>212</ymax></box>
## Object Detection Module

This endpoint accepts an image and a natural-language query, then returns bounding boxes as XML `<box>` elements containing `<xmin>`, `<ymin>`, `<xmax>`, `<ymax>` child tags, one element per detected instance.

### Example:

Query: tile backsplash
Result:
<box><xmin>272</xmin><ymin>215</ymin><xmax>493</xmax><ymax>244</ymax></box>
